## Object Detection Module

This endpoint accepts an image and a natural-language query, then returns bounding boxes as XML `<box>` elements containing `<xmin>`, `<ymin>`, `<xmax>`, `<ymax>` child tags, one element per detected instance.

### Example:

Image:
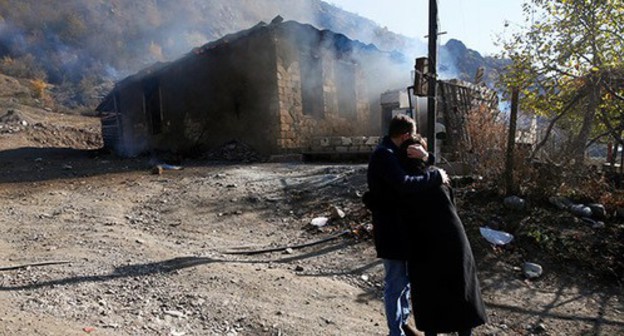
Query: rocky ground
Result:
<box><xmin>0</xmin><ymin>102</ymin><xmax>622</xmax><ymax>336</ymax></box>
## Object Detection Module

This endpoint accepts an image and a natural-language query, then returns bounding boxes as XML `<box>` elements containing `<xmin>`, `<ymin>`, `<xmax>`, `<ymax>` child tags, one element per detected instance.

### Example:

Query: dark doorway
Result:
<box><xmin>143</xmin><ymin>78</ymin><xmax>162</xmax><ymax>134</ymax></box>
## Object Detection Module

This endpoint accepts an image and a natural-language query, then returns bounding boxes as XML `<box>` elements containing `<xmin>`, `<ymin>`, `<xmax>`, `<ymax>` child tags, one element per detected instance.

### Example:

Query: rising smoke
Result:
<box><xmin>0</xmin><ymin>0</ymin><xmax>478</xmax><ymax>106</ymax></box>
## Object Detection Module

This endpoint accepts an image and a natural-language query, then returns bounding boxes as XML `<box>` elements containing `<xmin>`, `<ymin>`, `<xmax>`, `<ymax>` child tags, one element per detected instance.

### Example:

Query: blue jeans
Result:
<box><xmin>383</xmin><ymin>259</ymin><xmax>411</xmax><ymax>336</ymax></box>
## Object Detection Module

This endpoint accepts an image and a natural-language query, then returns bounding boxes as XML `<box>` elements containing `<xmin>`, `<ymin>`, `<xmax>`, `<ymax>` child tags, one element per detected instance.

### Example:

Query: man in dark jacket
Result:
<box><xmin>367</xmin><ymin>114</ymin><xmax>446</xmax><ymax>336</ymax></box>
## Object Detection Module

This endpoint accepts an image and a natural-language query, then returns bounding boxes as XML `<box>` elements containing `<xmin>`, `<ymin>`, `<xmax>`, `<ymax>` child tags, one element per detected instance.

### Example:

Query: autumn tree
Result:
<box><xmin>499</xmin><ymin>0</ymin><xmax>624</xmax><ymax>167</ymax></box>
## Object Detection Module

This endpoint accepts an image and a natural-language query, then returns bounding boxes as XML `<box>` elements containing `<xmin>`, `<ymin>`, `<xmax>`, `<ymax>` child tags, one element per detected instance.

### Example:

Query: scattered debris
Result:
<box><xmin>203</xmin><ymin>140</ymin><xmax>262</xmax><ymax>162</ymax></box>
<box><xmin>479</xmin><ymin>227</ymin><xmax>514</xmax><ymax>246</ymax></box>
<box><xmin>330</xmin><ymin>206</ymin><xmax>346</xmax><ymax>219</ymax></box>
<box><xmin>152</xmin><ymin>164</ymin><xmax>184</xmax><ymax>175</ymax></box>
<box><xmin>310</xmin><ymin>217</ymin><xmax>329</xmax><ymax>227</ymax></box>
<box><xmin>581</xmin><ymin>217</ymin><xmax>606</xmax><ymax>229</ymax></box>
<box><xmin>587</xmin><ymin>203</ymin><xmax>607</xmax><ymax>220</ymax></box>
<box><xmin>549</xmin><ymin>196</ymin><xmax>608</xmax><ymax>221</ymax></box>
<box><xmin>548</xmin><ymin>196</ymin><xmax>572</xmax><ymax>210</ymax></box>
<box><xmin>569</xmin><ymin>204</ymin><xmax>592</xmax><ymax>218</ymax></box>
<box><xmin>161</xmin><ymin>164</ymin><xmax>183</xmax><ymax>170</ymax></box>
<box><xmin>152</xmin><ymin>165</ymin><xmax>164</xmax><ymax>175</ymax></box>
<box><xmin>523</xmin><ymin>262</ymin><xmax>543</xmax><ymax>279</ymax></box>
<box><xmin>503</xmin><ymin>196</ymin><xmax>526</xmax><ymax>210</ymax></box>
<box><xmin>534</xmin><ymin>322</ymin><xmax>547</xmax><ymax>333</ymax></box>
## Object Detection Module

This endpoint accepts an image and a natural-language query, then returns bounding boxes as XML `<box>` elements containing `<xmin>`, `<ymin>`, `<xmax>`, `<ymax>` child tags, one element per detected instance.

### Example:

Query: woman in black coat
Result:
<box><xmin>398</xmin><ymin>138</ymin><xmax>487</xmax><ymax>336</ymax></box>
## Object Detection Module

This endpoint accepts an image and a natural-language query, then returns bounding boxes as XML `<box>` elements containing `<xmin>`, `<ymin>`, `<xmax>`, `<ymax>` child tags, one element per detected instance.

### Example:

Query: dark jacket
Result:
<box><xmin>366</xmin><ymin>136</ymin><xmax>441</xmax><ymax>260</ymax></box>
<box><xmin>400</xmin><ymin>169</ymin><xmax>487</xmax><ymax>332</ymax></box>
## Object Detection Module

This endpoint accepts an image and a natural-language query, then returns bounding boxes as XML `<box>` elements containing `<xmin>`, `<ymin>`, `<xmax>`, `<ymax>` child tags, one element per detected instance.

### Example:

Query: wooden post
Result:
<box><xmin>505</xmin><ymin>88</ymin><xmax>519</xmax><ymax>195</ymax></box>
<box><xmin>427</xmin><ymin>0</ymin><xmax>438</xmax><ymax>162</ymax></box>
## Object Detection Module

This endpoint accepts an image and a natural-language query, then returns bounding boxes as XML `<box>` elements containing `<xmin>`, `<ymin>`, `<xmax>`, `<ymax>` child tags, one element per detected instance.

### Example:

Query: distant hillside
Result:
<box><xmin>0</xmin><ymin>0</ymin><xmax>507</xmax><ymax>110</ymax></box>
<box><xmin>441</xmin><ymin>39</ymin><xmax>510</xmax><ymax>84</ymax></box>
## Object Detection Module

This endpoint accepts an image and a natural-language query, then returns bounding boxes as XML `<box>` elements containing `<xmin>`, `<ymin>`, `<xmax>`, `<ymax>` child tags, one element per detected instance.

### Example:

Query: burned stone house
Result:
<box><xmin>97</xmin><ymin>18</ymin><xmax>410</xmax><ymax>157</ymax></box>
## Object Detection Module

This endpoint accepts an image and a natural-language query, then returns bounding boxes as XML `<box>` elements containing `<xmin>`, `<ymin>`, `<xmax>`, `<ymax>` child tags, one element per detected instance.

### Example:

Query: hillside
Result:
<box><xmin>0</xmin><ymin>0</ymin><xmax>505</xmax><ymax>112</ymax></box>
<box><xmin>0</xmin><ymin>0</ymin><xmax>419</xmax><ymax>81</ymax></box>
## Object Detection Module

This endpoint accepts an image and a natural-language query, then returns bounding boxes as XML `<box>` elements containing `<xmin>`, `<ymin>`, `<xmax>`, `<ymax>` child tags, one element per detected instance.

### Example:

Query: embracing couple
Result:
<box><xmin>366</xmin><ymin>114</ymin><xmax>487</xmax><ymax>336</ymax></box>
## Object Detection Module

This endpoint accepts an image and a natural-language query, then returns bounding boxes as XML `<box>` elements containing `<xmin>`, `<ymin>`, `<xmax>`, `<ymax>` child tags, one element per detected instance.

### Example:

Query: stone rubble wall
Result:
<box><xmin>306</xmin><ymin>136</ymin><xmax>380</xmax><ymax>153</ymax></box>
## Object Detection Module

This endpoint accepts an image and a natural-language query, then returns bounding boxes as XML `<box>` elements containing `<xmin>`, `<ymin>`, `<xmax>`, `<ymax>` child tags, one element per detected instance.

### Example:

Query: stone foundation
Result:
<box><xmin>306</xmin><ymin>136</ymin><xmax>380</xmax><ymax>153</ymax></box>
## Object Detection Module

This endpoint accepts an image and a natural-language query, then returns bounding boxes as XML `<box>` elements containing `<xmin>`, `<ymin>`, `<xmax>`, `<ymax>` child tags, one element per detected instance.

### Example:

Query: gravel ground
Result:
<box><xmin>0</xmin><ymin>109</ymin><xmax>622</xmax><ymax>335</ymax></box>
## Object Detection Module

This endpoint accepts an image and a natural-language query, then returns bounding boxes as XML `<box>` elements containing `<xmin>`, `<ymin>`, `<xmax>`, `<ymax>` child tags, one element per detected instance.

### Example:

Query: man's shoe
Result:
<box><xmin>402</xmin><ymin>323</ymin><xmax>424</xmax><ymax>336</ymax></box>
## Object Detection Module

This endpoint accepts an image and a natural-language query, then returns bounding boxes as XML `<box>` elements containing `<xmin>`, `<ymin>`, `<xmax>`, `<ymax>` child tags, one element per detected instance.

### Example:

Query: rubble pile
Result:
<box><xmin>0</xmin><ymin>109</ymin><xmax>33</xmax><ymax>134</ymax></box>
<box><xmin>203</xmin><ymin>140</ymin><xmax>262</xmax><ymax>162</ymax></box>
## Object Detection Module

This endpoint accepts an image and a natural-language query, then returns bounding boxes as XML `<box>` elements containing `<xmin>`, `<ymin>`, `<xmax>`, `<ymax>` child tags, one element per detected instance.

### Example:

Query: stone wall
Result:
<box><xmin>274</xmin><ymin>23</ymin><xmax>375</xmax><ymax>154</ymax></box>
<box><xmin>307</xmin><ymin>136</ymin><xmax>380</xmax><ymax>153</ymax></box>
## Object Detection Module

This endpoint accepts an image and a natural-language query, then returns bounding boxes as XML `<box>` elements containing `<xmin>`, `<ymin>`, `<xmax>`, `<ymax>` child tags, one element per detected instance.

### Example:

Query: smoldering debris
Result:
<box><xmin>203</xmin><ymin>140</ymin><xmax>262</xmax><ymax>162</ymax></box>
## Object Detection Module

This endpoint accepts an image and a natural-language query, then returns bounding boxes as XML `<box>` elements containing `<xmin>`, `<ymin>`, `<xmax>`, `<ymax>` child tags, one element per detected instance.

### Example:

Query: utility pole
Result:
<box><xmin>427</xmin><ymin>0</ymin><xmax>438</xmax><ymax>161</ymax></box>
<box><xmin>505</xmin><ymin>87</ymin><xmax>519</xmax><ymax>195</ymax></box>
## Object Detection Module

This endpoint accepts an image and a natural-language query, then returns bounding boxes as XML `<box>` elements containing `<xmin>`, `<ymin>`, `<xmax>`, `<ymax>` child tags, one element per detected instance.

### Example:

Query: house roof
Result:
<box><xmin>96</xmin><ymin>17</ymin><xmax>406</xmax><ymax>112</ymax></box>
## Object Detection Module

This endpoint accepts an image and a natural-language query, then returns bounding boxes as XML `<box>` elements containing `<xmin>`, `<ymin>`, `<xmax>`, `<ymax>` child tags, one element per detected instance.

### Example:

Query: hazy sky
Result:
<box><xmin>328</xmin><ymin>0</ymin><xmax>526</xmax><ymax>56</ymax></box>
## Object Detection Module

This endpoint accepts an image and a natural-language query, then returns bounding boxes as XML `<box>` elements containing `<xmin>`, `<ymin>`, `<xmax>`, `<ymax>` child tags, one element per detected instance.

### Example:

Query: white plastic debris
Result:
<box><xmin>479</xmin><ymin>227</ymin><xmax>514</xmax><ymax>245</ymax></box>
<box><xmin>523</xmin><ymin>262</ymin><xmax>543</xmax><ymax>279</ymax></box>
<box><xmin>330</xmin><ymin>206</ymin><xmax>346</xmax><ymax>219</ymax></box>
<box><xmin>161</xmin><ymin>163</ymin><xmax>183</xmax><ymax>170</ymax></box>
<box><xmin>310</xmin><ymin>217</ymin><xmax>329</xmax><ymax>227</ymax></box>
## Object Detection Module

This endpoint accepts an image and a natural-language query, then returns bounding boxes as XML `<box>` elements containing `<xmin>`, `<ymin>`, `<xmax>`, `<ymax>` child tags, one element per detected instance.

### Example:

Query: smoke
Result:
<box><xmin>0</xmin><ymin>0</ymin><xmax>480</xmax><ymax>105</ymax></box>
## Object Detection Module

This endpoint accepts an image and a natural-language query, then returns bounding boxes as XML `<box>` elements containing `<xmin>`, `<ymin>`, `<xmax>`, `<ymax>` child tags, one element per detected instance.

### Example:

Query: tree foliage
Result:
<box><xmin>499</xmin><ymin>0</ymin><xmax>624</xmax><ymax>165</ymax></box>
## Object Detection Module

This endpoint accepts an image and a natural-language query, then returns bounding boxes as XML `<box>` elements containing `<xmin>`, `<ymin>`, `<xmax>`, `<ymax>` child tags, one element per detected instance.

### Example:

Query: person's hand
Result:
<box><xmin>407</xmin><ymin>144</ymin><xmax>428</xmax><ymax>161</ymax></box>
<box><xmin>437</xmin><ymin>168</ymin><xmax>450</xmax><ymax>185</ymax></box>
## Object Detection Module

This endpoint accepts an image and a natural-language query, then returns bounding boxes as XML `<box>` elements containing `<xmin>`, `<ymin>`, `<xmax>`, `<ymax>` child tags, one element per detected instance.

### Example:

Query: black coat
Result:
<box><xmin>402</xmin><ymin>182</ymin><xmax>487</xmax><ymax>333</ymax></box>
<box><xmin>366</xmin><ymin>136</ymin><xmax>441</xmax><ymax>260</ymax></box>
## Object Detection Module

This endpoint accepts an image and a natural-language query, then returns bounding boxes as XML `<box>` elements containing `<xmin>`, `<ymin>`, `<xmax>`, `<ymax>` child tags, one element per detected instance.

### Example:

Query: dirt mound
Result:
<box><xmin>0</xmin><ymin>103</ymin><xmax>102</xmax><ymax>151</ymax></box>
<box><xmin>25</xmin><ymin>123</ymin><xmax>102</xmax><ymax>149</ymax></box>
